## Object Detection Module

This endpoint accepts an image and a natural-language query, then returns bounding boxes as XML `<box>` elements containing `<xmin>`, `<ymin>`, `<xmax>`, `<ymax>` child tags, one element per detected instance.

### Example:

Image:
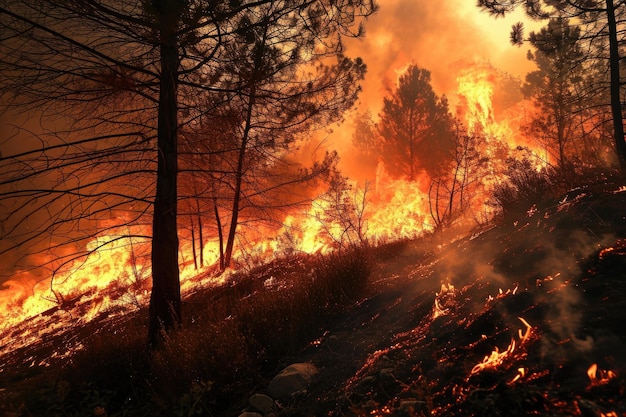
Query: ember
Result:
<box><xmin>469</xmin><ymin>317</ymin><xmax>533</xmax><ymax>376</ymax></box>
<box><xmin>587</xmin><ymin>363</ymin><xmax>617</xmax><ymax>387</ymax></box>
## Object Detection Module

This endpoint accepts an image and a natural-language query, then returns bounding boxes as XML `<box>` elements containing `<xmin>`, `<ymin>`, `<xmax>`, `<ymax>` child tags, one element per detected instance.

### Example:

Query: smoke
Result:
<box><xmin>336</xmin><ymin>0</ymin><xmax>539</xmax><ymax>179</ymax></box>
<box><xmin>344</xmin><ymin>0</ymin><xmax>536</xmax><ymax>112</ymax></box>
<box><xmin>432</xmin><ymin>213</ymin><xmax>615</xmax><ymax>358</ymax></box>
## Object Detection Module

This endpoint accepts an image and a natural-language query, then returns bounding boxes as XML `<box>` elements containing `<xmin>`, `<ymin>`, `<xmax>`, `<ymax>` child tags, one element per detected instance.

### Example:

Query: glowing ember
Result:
<box><xmin>470</xmin><ymin>317</ymin><xmax>532</xmax><ymax>376</ymax></box>
<box><xmin>433</xmin><ymin>282</ymin><xmax>456</xmax><ymax>319</ymax></box>
<box><xmin>509</xmin><ymin>367</ymin><xmax>526</xmax><ymax>384</ymax></box>
<box><xmin>587</xmin><ymin>363</ymin><xmax>617</xmax><ymax>387</ymax></box>
<box><xmin>486</xmin><ymin>285</ymin><xmax>518</xmax><ymax>302</ymax></box>
<box><xmin>369</xmin><ymin>405</ymin><xmax>391</xmax><ymax>415</ymax></box>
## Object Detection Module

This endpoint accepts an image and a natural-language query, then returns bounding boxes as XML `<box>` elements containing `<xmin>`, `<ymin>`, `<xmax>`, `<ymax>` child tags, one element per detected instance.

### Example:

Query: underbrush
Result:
<box><xmin>9</xmin><ymin>245</ymin><xmax>373</xmax><ymax>417</ymax></box>
<box><xmin>491</xmin><ymin>158</ymin><xmax>620</xmax><ymax>220</ymax></box>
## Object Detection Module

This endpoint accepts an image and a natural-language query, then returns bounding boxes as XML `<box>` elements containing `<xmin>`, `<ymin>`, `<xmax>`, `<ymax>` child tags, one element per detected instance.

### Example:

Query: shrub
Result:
<box><xmin>311</xmin><ymin>244</ymin><xmax>373</xmax><ymax>305</ymax></box>
<box><xmin>7</xmin><ymin>244</ymin><xmax>374</xmax><ymax>416</ymax></box>
<box><xmin>491</xmin><ymin>158</ymin><xmax>555</xmax><ymax>219</ymax></box>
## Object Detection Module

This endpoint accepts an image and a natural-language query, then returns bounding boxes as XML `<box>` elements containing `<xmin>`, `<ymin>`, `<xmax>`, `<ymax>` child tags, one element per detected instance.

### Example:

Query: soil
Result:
<box><xmin>244</xmin><ymin>182</ymin><xmax>626</xmax><ymax>417</ymax></box>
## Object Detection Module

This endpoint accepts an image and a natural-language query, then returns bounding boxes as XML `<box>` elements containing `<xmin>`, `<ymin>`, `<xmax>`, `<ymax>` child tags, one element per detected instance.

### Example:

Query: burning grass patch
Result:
<box><xmin>1</xmin><ymin>245</ymin><xmax>373</xmax><ymax>416</ymax></box>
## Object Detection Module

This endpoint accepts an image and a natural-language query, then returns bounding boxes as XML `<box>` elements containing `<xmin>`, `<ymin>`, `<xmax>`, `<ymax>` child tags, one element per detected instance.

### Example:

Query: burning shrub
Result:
<box><xmin>310</xmin><ymin>244</ymin><xmax>373</xmax><ymax>305</ymax></box>
<box><xmin>491</xmin><ymin>157</ymin><xmax>556</xmax><ymax>219</ymax></box>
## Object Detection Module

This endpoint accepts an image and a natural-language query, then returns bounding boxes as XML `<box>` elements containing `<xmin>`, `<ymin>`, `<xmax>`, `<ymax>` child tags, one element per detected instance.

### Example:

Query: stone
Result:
<box><xmin>267</xmin><ymin>363</ymin><xmax>318</xmax><ymax>399</ymax></box>
<box><xmin>238</xmin><ymin>412</ymin><xmax>263</xmax><ymax>417</ymax></box>
<box><xmin>249</xmin><ymin>393</ymin><xmax>274</xmax><ymax>414</ymax></box>
<box><xmin>398</xmin><ymin>400</ymin><xmax>428</xmax><ymax>414</ymax></box>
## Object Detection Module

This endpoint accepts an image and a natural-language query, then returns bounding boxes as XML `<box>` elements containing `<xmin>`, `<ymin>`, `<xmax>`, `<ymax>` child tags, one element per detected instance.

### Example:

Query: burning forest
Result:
<box><xmin>1</xmin><ymin>0</ymin><xmax>626</xmax><ymax>416</ymax></box>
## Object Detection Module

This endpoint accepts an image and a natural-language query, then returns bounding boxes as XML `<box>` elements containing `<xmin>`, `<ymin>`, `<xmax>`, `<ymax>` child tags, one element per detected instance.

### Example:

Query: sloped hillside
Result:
<box><xmin>269</xmin><ymin>181</ymin><xmax>626</xmax><ymax>417</ymax></box>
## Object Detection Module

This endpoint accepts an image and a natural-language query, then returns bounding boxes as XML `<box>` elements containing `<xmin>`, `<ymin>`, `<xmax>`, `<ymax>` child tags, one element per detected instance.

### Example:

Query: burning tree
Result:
<box><xmin>477</xmin><ymin>0</ymin><xmax>626</xmax><ymax>171</ymax></box>
<box><xmin>428</xmin><ymin>123</ymin><xmax>489</xmax><ymax>230</ymax></box>
<box><xmin>0</xmin><ymin>0</ymin><xmax>376</xmax><ymax>347</ymax></box>
<box><xmin>522</xmin><ymin>17</ymin><xmax>614</xmax><ymax>170</ymax></box>
<box><xmin>376</xmin><ymin>64</ymin><xmax>456</xmax><ymax>181</ymax></box>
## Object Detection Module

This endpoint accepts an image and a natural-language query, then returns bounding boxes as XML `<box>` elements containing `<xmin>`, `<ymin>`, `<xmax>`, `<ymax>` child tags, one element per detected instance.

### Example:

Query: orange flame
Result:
<box><xmin>470</xmin><ymin>317</ymin><xmax>532</xmax><ymax>376</ymax></box>
<box><xmin>587</xmin><ymin>363</ymin><xmax>617</xmax><ymax>387</ymax></box>
<box><xmin>433</xmin><ymin>282</ymin><xmax>456</xmax><ymax>319</ymax></box>
<box><xmin>456</xmin><ymin>65</ymin><xmax>519</xmax><ymax>146</ymax></box>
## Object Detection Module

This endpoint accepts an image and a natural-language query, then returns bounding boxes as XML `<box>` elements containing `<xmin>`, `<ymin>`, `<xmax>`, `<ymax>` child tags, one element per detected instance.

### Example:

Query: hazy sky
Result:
<box><xmin>345</xmin><ymin>0</ymin><xmax>538</xmax><ymax>112</ymax></box>
<box><xmin>0</xmin><ymin>1</ymin><xmax>543</xmax><ymax>288</ymax></box>
<box><xmin>322</xmin><ymin>0</ymin><xmax>540</xmax><ymax>177</ymax></box>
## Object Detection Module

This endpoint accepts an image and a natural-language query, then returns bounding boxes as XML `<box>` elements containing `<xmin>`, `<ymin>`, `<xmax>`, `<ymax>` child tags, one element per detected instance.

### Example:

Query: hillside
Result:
<box><xmin>2</xmin><ymin>178</ymin><xmax>626</xmax><ymax>417</ymax></box>
<box><xmin>239</xmin><ymin>180</ymin><xmax>626</xmax><ymax>416</ymax></box>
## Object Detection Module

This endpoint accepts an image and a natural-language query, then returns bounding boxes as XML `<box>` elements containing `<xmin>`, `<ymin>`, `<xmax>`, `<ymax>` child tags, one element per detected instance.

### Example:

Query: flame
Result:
<box><xmin>455</xmin><ymin>62</ymin><xmax>539</xmax><ymax>153</ymax></box>
<box><xmin>433</xmin><ymin>282</ymin><xmax>456</xmax><ymax>319</ymax></box>
<box><xmin>509</xmin><ymin>367</ymin><xmax>526</xmax><ymax>384</ymax></box>
<box><xmin>587</xmin><ymin>363</ymin><xmax>617</xmax><ymax>387</ymax></box>
<box><xmin>470</xmin><ymin>317</ymin><xmax>532</xmax><ymax>376</ymax></box>
<box><xmin>454</xmin><ymin>63</ymin><xmax>526</xmax><ymax>153</ymax></box>
<box><xmin>367</xmin><ymin>164</ymin><xmax>432</xmax><ymax>241</ymax></box>
<box><xmin>456</xmin><ymin>67</ymin><xmax>498</xmax><ymax>137</ymax></box>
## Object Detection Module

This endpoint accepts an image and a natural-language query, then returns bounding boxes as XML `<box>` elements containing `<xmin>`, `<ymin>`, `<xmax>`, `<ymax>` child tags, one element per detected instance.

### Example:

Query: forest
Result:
<box><xmin>0</xmin><ymin>1</ymin><xmax>625</xmax><ymax>416</ymax></box>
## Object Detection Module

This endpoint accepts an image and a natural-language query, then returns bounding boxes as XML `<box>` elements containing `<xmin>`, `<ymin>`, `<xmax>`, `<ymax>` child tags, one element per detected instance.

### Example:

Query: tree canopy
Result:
<box><xmin>377</xmin><ymin>64</ymin><xmax>455</xmax><ymax>180</ymax></box>
<box><xmin>477</xmin><ymin>0</ymin><xmax>626</xmax><ymax>170</ymax></box>
<box><xmin>0</xmin><ymin>0</ymin><xmax>377</xmax><ymax>346</ymax></box>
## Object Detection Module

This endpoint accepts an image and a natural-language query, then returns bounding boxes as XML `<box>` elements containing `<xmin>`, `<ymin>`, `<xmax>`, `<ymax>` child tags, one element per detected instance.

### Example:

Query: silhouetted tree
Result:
<box><xmin>522</xmin><ymin>18</ymin><xmax>585</xmax><ymax>169</ymax></box>
<box><xmin>0</xmin><ymin>0</ymin><xmax>376</xmax><ymax>347</ymax></box>
<box><xmin>351</xmin><ymin>110</ymin><xmax>380</xmax><ymax>171</ymax></box>
<box><xmin>378</xmin><ymin>64</ymin><xmax>455</xmax><ymax>180</ymax></box>
<box><xmin>477</xmin><ymin>0</ymin><xmax>626</xmax><ymax>171</ymax></box>
<box><xmin>314</xmin><ymin>168</ymin><xmax>369</xmax><ymax>248</ymax></box>
<box><xmin>216</xmin><ymin>6</ymin><xmax>368</xmax><ymax>269</ymax></box>
<box><xmin>429</xmin><ymin>122</ymin><xmax>488</xmax><ymax>229</ymax></box>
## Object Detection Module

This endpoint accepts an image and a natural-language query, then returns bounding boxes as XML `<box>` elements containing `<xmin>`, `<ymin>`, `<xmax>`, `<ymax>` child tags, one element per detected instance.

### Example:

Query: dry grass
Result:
<box><xmin>9</xmin><ymin>245</ymin><xmax>373</xmax><ymax>416</ymax></box>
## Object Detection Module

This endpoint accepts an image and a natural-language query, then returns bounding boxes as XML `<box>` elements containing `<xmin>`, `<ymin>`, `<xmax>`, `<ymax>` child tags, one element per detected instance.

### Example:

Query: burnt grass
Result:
<box><xmin>2</xmin><ymin>178</ymin><xmax>626</xmax><ymax>416</ymax></box>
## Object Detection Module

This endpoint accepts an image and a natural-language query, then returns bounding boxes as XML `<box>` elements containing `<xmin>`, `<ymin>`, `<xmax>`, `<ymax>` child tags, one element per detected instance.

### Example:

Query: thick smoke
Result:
<box><xmin>336</xmin><ymin>0</ymin><xmax>539</xmax><ymax>178</ymax></box>
<box><xmin>430</xmin><ymin>213</ymin><xmax>616</xmax><ymax>359</ymax></box>
<box><xmin>343</xmin><ymin>0</ymin><xmax>536</xmax><ymax>112</ymax></box>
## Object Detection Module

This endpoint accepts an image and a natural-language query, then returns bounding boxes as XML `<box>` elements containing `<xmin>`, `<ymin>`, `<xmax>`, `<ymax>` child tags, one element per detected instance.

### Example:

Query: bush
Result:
<box><xmin>491</xmin><ymin>158</ymin><xmax>556</xmax><ymax>219</ymax></box>
<box><xmin>491</xmin><ymin>157</ymin><xmax>623</xmax><ymax>221</ymax></box>
<box><xmin>311</xmin><ymin>244</ymin><xmax>373</xmax><ymax>305</ymax></box>
<box><xmin>9</xmin><ymin>244</ymin><xmax>374</xmax><ymax>416</ymax></box>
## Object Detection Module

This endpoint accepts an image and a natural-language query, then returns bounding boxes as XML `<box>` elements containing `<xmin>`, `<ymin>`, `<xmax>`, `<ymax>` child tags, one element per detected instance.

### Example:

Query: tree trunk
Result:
<box><xmin>213</xmin><ymin>197</ymin><xmax>225</xmax><ymax>271</ymax></box>
<box><xmin>606</xmin><ymin>0</ymin><xmax>626</xmax><ymax>171</ymax></box>
<box><xmin>149</xmin><ymin>2</ymin><xmax>181</xmax><ymax>347</ymax></box>
<box><xmin>223</xmin><ymin>76</ymin><xmax>258</xmax><ymax>268</ymax></box>
<box><xmin>223</xmin><ymin>145</ymin><xmax>246</xmax><ymax>268</ymax></box>
<box><xmin>190</xmin><ymin>216</ymin><xmax>198</xmax><ymax>270</ymax></box>
<box><xmin>195</xmin><ymin>196</ymin><xmax>204</xmax><ymax>267</ymax></box>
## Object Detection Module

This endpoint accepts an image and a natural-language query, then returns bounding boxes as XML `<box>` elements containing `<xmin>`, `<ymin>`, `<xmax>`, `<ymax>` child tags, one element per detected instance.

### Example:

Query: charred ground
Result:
<box><xmin>1</xmin><ymin>177</ymin><xmax>626</xmax><ymax>416</ymax></box>
<box><xmin>296</xmin><ymin>180</ymin><xmax>626</xmax><ymax>416</ymax></box>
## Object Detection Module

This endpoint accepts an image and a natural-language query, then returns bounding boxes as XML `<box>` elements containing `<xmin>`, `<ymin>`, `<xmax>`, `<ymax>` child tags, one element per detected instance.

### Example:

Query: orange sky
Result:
<box><xmin>328</xmin><ymin>0</ymin><xmax>541</xmax><ymax>178</ymax></box>
<box><xmin>346</xmin><ymin>0</ymin><xmax>538</xmax><ymax>111</ymax></box>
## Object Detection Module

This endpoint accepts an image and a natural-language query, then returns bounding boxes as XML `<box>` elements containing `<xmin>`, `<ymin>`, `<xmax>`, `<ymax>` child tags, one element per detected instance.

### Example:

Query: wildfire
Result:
<box><xmin>470</xmin><ymin>317</ymin><xmax>533</xmax><ymax>376</ymax></box>
<box><xmin>455</xmin><ymin>62</ymin><xmax>525</xmax><ymax>147</ymax></box>
<box><xmin>433</xmin><ymin>282</ymin><xmax>456</xmax><ymax>319</ymax></box>
<box><xmin>456</xmin><ymin>66</ymin><xmax>498</xmax><ymax>137</ymax></box>
<box><xmin>0</xmin><ymin>63</ymin><xmax>552</xmax><ymax>367</ymax></box>
<box><xmin>587</xmin><ymin>363</ymin><xmax>617</xmax><ymax>387</ymax></box>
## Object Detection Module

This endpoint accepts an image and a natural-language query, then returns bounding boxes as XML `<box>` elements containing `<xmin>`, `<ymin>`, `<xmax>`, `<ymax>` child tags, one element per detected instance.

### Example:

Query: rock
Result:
<box><xmin>398</xmin><ymin>400</ymin><xmax>428</xmax><ymax>414</ymax></box>
<box><xmin>238</xmin><ymin>412</ymin><xmax>263</xmax><ymax>417</ymax></box>
<box><xmin>249</xmin><ymin>393</ymin><xmax>274</xmax><ymax>414</ymax></box>
<box><xmin>267</xmin><ymin>363</ymin><xmax>318</xmax><ymax>400</ymax></box>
